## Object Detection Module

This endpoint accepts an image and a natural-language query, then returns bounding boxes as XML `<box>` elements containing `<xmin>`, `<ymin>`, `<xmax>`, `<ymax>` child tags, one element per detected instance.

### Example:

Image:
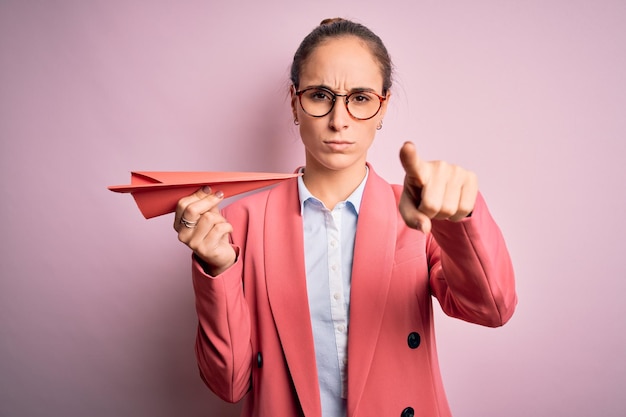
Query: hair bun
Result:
<box><xmin>320</xmin><ymin>17</ymin><xmax>346</xmax><ymax>26</ymax></box>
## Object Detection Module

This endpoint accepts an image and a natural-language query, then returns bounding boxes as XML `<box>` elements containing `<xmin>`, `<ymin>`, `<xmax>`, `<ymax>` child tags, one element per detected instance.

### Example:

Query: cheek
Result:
<box><xmin>297</xmin><ymin>118</ymin><xmax>321</xmax><ymax>142</ymax></box>
<box><xmin>359</xmin><ymin>122</ymin><xmax>379</xmax><ymax>141</ymax></box>
<box><xmin>299</xmin><ymin>110</ymin><xmax>325</xmax><ymax>126</ymax></box>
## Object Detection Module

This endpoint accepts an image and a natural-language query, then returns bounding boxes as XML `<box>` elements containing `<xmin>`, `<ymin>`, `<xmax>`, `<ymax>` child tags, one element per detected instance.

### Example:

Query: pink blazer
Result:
<box><xmin>191</xmin><ymin>166</ymin><xmax>516</xmax><ymax>417</ymax></box>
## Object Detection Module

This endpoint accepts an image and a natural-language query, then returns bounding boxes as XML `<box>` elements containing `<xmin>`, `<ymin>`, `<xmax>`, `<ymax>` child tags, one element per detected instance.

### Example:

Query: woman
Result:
<box><xmin>174</xmin><ymin>18</ymin><xmax>516</xmax><ymax>417</ymax></box>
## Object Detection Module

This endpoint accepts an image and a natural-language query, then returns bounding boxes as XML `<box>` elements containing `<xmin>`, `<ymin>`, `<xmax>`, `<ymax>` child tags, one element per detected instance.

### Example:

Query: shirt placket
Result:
<box><xmin>327</xmin><ymin>204</ymin><xmax>348</xmax><ymax>398</ymax></box>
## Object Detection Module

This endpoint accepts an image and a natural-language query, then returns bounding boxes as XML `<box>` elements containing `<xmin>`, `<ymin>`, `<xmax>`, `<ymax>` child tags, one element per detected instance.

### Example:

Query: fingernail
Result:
<box><xmin>215</xmin><ymin>190</ymin><xmax>224</xmax><ymax>199</ymax></box>
<box><xmin>202</xmin><ymin>186</ymin><xmax>212</xmax><ymax>194</ymax></box>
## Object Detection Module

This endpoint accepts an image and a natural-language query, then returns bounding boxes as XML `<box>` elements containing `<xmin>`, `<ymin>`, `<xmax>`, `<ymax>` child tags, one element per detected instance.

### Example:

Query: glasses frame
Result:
<box><xmin>295</xmin><ymin>86</ymin><xmax>387</xmax><ymax>121</ymax></box>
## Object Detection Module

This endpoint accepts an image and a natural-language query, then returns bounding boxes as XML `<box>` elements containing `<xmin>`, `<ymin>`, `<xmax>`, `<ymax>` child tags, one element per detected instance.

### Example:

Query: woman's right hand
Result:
<box><xmin>173</xmin><ymin>186</ymin><xmax>237</xmax><ymax>276</ymax></box>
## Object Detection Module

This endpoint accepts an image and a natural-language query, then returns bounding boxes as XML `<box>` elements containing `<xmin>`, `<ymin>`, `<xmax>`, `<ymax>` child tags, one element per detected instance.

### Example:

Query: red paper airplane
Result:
<box><xmin>108</xmin><ymin>171</ymin><xmax>300</xmax><ymax>219</ymax></box>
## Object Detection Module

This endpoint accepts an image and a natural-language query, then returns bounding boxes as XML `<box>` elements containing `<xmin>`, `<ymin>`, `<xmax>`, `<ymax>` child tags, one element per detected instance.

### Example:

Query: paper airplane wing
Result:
<box><xmin>108</xmin><ymin>171</ymin><xmax>300</xmax><ymax>219</ymax></box>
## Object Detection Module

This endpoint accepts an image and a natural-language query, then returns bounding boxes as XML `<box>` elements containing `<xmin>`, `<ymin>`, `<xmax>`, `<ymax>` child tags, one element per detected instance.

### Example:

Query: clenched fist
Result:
<box><xmin>173</xmin><ymin>186</ymin><xmax>236</xmax><ymax>275</ymax></box>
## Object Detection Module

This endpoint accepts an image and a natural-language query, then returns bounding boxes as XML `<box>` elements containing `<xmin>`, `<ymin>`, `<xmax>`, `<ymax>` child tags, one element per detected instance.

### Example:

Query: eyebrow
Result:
<box><xmin>304</xmin><ymin>84</ymin><xmax>380</xmax><ymax>94</ymax></box>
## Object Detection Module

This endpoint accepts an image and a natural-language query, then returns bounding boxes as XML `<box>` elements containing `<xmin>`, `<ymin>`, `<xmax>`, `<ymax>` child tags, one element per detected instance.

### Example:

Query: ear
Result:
<box><xmin>380</xmin><ymin>90</ymin><xmax>391</xmax><ymax>118</ymax></box>
<box><xmin>290</xmin><ymin>85</ymin><xmax>298</xmax><ymax>120</ymax></box>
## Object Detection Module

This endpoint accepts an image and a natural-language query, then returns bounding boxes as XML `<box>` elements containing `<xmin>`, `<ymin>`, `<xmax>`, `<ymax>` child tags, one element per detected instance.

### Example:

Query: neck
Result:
<box><xmin>302</xmin><ymin>162</ymin><xmax>367</xmax><ymax>210</ymax></box>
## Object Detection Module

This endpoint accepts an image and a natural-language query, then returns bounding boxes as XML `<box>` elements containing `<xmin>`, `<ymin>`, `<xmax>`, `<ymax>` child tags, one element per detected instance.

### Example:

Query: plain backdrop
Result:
<box><xmin>1</xmin><ymin>1</ymin><xmax>625</xmax><ymax>416</ymax></box>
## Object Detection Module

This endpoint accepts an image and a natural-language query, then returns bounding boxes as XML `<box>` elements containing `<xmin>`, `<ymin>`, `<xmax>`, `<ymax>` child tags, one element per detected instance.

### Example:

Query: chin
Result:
<box><xmin>310</xmin><ymin>154</ymin><xmax>366</xmax><ymax>172</ymax></box>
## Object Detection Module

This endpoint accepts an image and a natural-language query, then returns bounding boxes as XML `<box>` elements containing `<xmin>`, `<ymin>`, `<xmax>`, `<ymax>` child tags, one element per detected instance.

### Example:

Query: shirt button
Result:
<box><xmin>333</xmin><ymin>293</ymin><xmax>341</xmax><ymax>300</ymax></box>
<box><xmin>407</xmin><ymin>332</ymin><xmax>421</xmax><ymax>349</ymax></box>
<box><xmin>330</xmin><ymin>240</ymin><xmax>337</xmax><ymax>248</ymax></box>
<box><xmin>401</xmin><ymin>407</ymin><xmax>414</xmax><ymax>417</ymax></box>
<box><xmin>331</xmin><ymin>264</ymin><xmax>338</xmax><ymax>271</ymax></box>
<box><xmin>337</xmin><ymin>324</ymin><xmax>346</xmax><ymax>333</ymax></box>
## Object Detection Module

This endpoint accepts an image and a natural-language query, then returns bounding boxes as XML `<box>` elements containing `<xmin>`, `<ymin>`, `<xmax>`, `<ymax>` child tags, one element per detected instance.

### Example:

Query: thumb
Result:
<box><xmin>399</xmin><ymin>141</ymin><xmax>428</xmax><ymax>186</ymax></box>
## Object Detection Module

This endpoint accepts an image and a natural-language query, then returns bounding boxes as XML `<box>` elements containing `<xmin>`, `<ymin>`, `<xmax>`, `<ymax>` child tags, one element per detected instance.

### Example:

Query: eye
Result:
<box><xmin>349</xmin><ymin>91</ymin><xmax>374</xmax><ymax>104</ymax></box>
<box><xmin>306</xmin><ymin>88</ymin><xmax>333</xmax><ymax>102</ymax></box>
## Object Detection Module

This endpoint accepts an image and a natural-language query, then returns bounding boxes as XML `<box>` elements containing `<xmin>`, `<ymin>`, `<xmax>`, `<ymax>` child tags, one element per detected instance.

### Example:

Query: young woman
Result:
<box><xmin>173</xmin><ymin>18</ymin><xmax>516</xmax><ymax>417</ymax></box>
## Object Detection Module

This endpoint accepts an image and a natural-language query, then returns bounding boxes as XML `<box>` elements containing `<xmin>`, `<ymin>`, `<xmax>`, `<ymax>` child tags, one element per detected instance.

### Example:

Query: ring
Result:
<box><xmin>180</xmin><ymin>217</ymin><xmax>198</xmax><ymax>229</ymax></box>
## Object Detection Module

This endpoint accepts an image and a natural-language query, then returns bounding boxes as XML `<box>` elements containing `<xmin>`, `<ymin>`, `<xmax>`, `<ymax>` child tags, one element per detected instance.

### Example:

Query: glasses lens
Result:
<box><xmin>299</xmin><ymin>88</ymin><xmax>334</xmax><ymax>117</ymax></box>
<box><xmin>347</xmin><ymin>91</ymin><xmax>382</xmax><ymax>120</ymax></box>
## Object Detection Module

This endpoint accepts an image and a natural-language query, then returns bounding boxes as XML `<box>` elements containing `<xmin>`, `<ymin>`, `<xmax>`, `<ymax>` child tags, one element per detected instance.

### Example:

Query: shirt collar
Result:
<box><xmin>297</xmin><ymin>166</ymin><xmax>369</xmax><ymax>215</ymax></box>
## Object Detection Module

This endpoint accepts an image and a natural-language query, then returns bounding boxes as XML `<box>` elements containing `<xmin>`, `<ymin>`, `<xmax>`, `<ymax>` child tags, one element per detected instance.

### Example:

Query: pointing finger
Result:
<box><xmin>399</xmin><ymin>141</ymin><xmax>429</xmax><ymax>187</ymax></box>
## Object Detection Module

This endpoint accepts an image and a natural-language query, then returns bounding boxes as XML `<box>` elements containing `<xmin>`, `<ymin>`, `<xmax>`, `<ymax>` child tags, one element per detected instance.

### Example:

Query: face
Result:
<box><xmin>291</xmin><ymin>36</ymin><xmax>389</xmax><ymax>174</ymax></box>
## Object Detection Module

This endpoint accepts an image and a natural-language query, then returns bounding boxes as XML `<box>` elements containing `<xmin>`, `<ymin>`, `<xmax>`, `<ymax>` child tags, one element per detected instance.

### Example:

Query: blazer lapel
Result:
<box><xmin>347</xmin><ymin>168</ymin><xmax>397</xmax><ymax>415</ymax></box>
<box><xmin>264</xmin><ymin>179</ymin><xmax>322</xmax><ymax>417</ymax></box>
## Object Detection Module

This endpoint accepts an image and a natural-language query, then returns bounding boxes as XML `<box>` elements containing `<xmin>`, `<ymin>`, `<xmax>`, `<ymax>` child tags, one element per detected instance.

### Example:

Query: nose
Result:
<box><xmin>328</xmin><ymin>97</ymin><xmax>351</xmax><ymax>131</ymax></box>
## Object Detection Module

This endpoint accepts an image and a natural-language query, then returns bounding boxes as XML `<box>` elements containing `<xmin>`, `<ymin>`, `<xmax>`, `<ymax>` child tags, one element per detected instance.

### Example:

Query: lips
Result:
<box><xmin>324</xmin><ymin>140</ymin><xmax>354</xmax><ymax>151</ymax></box>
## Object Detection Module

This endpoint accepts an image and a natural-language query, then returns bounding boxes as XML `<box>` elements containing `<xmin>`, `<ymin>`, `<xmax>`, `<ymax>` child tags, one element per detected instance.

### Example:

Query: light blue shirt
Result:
<box><xmin>297</xmin><ymin>168</ymin><xmax>368</xmax><ymax>417</ymax></box>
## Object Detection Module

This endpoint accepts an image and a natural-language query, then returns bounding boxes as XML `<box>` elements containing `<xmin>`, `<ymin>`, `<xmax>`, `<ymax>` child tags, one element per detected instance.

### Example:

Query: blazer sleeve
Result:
<box><xmin>427</xmin><ymin>193</ymin><xmax>517</xmax><ymax>327</ymax></box>
<box><xmin>191</xmin><ymin>248</ymin><xmax>253</xmax><ymax>403</ymax></box>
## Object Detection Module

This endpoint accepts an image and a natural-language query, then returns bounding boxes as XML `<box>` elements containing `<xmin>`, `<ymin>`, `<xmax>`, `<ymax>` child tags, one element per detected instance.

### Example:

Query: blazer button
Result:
<box><xmin>407</xmin><ymin>332</ymin><xmax>421</xmax><ymax>349</ymax></box>
<box><xmin>401</xmin><ymin>406</ymin><xmax>414</xmax><ymax>417</ymax></box>
<box><xmin>257</xmin><ymin>352</ymin><xmax>263</xmax><ymax>368</ymax></box>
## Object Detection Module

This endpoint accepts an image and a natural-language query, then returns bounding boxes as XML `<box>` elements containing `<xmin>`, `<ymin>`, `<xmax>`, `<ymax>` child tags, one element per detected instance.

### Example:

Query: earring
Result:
<box><xmin>376</xmin><ymin>120</ymin><xmax>383</xmax><ymax>130</ymax></box>
<box><xmin>294</xmin><ymin>118</ymin><xmax>300</xmax><ymax>126</ymax></box>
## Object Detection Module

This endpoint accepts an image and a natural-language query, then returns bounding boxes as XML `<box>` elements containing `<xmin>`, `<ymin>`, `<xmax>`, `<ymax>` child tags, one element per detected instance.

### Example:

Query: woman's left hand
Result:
<box><xmin>398</xmin><ymin>141</ymin><xmax>478</xmax><ymax>234</ymax></box>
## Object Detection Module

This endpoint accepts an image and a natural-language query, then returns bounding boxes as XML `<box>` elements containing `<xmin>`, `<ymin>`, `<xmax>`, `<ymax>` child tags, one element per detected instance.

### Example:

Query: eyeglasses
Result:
<box><xmin>295</xmin><ymin>86</ymin><xmax>386</xmax><ymax>120</ymax></box>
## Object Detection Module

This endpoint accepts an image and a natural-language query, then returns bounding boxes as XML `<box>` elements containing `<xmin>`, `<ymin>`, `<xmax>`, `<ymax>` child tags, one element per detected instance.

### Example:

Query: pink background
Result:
<box><xmin>1</xmin><ymin>1</ymin><xmax>625</xmax><ymax>416</ymax></box>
